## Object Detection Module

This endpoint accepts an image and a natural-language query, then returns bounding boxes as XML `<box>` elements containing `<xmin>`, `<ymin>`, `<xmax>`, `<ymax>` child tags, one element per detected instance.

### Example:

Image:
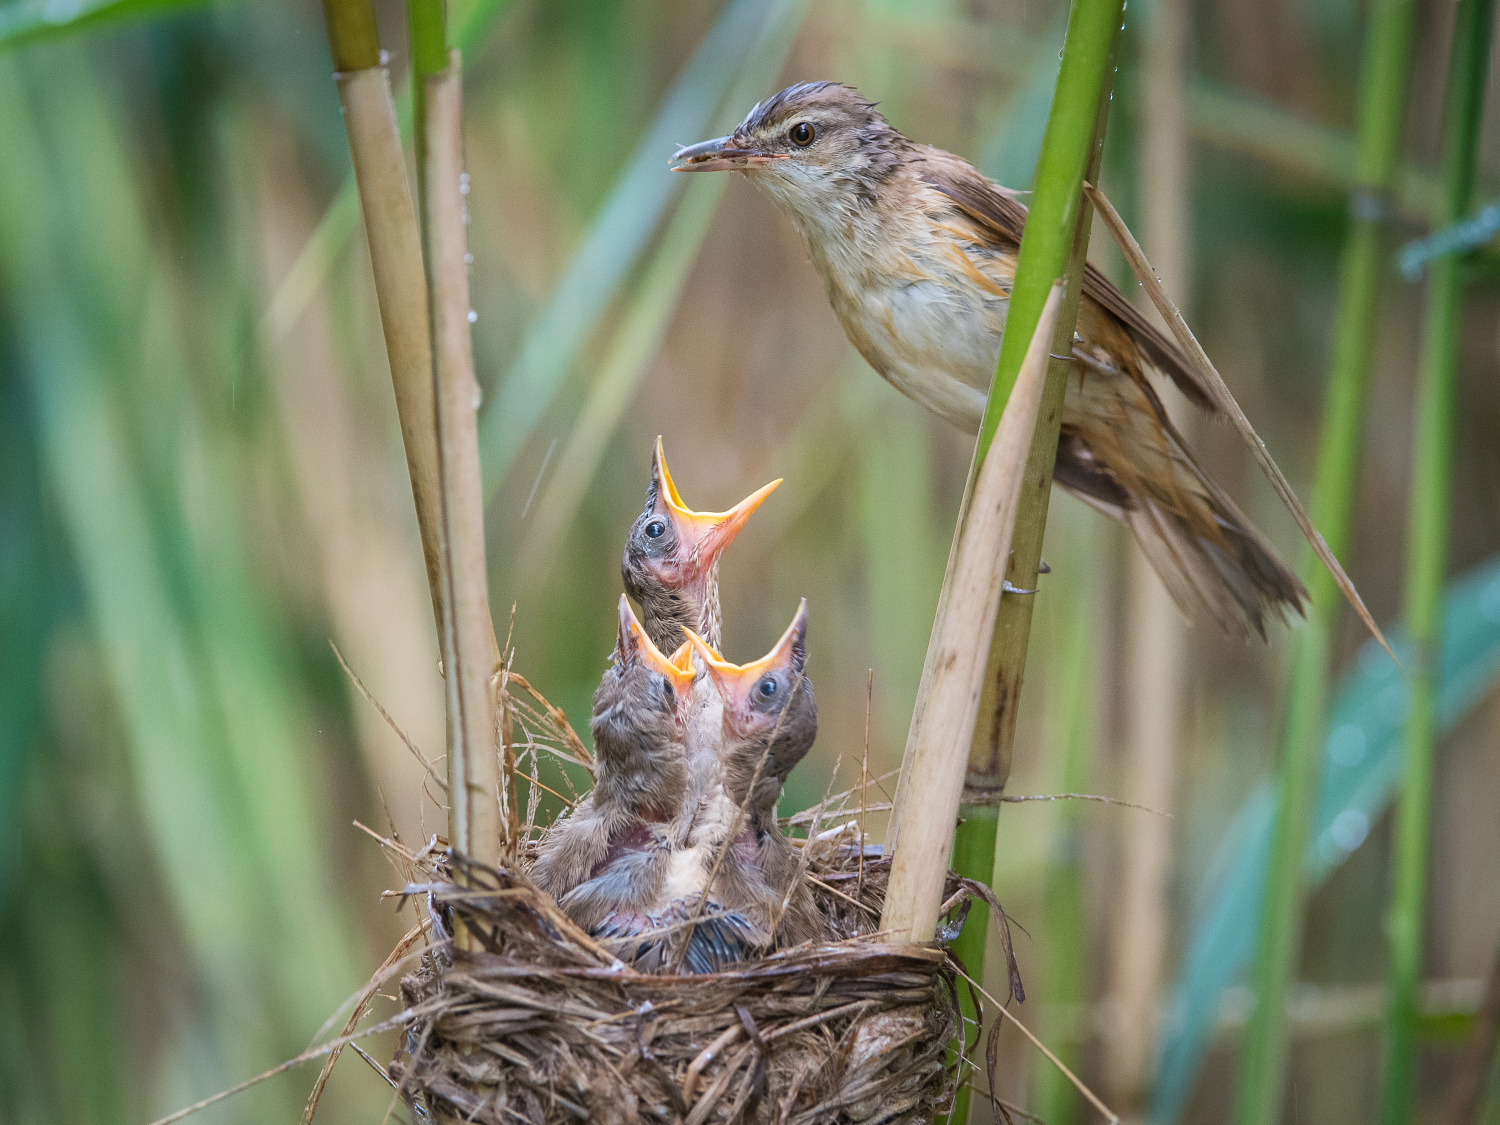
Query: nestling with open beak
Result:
<box><xmin>592</xmin><ymin>601</ymin><xmax>826</xmax><ymax>971</ymax></box>
<box><xmin>622</xmin><ymin>436</ymin><xmax>780</xmax><ymax>653</ymax></box>
<box><xmin>672</xmin><ymin>82</ymin><xmax>1307</xmax><ymax>639</ymax></box>
<box><xmin>530</xmin><ymin>595</ymin><xmax>697</xmax><ymax>931</ymax></box>
<box><xmin>680</xmin><ymin>598</ymin><xmax>824</xmax><ymax>952</ymax></box>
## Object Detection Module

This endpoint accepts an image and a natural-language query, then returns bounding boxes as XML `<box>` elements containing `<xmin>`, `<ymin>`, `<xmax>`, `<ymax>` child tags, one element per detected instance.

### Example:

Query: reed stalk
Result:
<box><xmin>321</xmin><ymin>0</ymin><xmax>502</xmax><ymax>867</ymax></box>
<box><xmin>319</xmin><ymin>0</ymin><xmax>446</xmax><ymax>632</ymax></box>
<box><xmin>880</xmin><ymin>282</ymin><xmax>1063</xmax><ymax>945</ymax></box>
<box><xmin>888</xmin><ymin>0</ymin><xmax>1123</xmax><ymax>852</ymax></box>
<box><xmin>1231</xmin><ymin>3</ymin><xmax>1417</xmax><ymax>1123</ymax></box>
<box><xmin>1103</xmin><ymin>0</ymin><xmax>1191</xmax><ymax>1112</ymax></box>
<box><xmin>1381</xmin><ymin>1</ymin><xmax>1494</xmax><ymax>1120</ymax></box>
<box><xmin>887</xmin><ymin>5</ymin><xmax>1122</xmax><ymax>1116</ymax></box>
<box><xmin>1032</xmin><ymin>503</ymin><xmax>1101</xmax><ymax>1125</ymax></box>
<box><xmin>410</xmin><ymin>0</ymin><xmax>504</xmax><ymax>866</ymax></box>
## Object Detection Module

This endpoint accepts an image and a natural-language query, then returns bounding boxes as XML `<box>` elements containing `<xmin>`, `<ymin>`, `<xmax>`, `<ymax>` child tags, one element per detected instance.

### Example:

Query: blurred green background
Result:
<box><xmin>0</xmin><ymin>0</ymin><xmax>1497</xmax><ymax>1122</ymax></box>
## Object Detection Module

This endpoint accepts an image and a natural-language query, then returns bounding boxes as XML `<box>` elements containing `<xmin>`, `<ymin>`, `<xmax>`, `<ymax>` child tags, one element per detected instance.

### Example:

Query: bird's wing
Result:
<box><xmin>912</xmin><ymin>146</ymin><xmax>1216</xmax><ymax>413</ymax></box>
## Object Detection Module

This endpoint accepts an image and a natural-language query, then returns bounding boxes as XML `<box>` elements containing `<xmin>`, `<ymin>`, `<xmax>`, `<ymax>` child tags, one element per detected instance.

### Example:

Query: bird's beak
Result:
<box><xmin>653</xmin><ymin>437</ymin><xmax>780</xmax><ymax>574</ymax></box>
<box><xmin>615</xmin><ymin>595</ymin><xmax>698</xmax><ymax>694</ymax></box>
<box><xmin>683</xmin><ymin>599</ymin><xmax>808</xmax><ymax>712</ymax></box>
<box><xmin>670</xmin><ymin>135</ymin><xmax>785</xmax><ymax>172</ymax></box>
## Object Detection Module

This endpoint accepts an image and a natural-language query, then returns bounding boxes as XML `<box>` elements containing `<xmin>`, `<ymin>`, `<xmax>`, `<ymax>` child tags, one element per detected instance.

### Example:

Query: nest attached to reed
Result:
<box><xmin>387</xmin><ymin>839</ymin><xmax>1021</xmax><ymax>1125</ymax></box>
<box><xmin>345</xmin><ymin>671</ymin><xmax>1022</xmax><ymax>1125</ymax></box>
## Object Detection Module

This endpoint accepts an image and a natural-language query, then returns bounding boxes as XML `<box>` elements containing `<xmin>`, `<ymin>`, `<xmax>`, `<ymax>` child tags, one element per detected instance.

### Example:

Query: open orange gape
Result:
<box><xmin>379</xmin><ymin>440</ymin><xmax>1021</xmax><ymax>1125</ymax></box>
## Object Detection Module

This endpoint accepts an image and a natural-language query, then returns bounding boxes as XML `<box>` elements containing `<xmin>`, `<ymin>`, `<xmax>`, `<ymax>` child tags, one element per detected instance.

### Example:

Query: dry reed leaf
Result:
<box><xmin>880</xmin><ymin>282</ymin><xmax>1063</xmax><ymax>943</ymax></box>
<box><xmin>1084</xmin><ymin>182</ymin><xmax>1396</xmax><ymax>665</ymax></box>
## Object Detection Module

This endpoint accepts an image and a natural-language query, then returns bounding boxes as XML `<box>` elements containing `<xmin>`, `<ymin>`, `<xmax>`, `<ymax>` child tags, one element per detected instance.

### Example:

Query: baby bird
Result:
<box><xmin>531</xmin><ymin>595</ymin><xmax>697</xmax><ymax>932</ymax></box>
<box><xmin>682</xmin><ymin>599</ymin><xmax>824</xmax><ymax>952</ymax></box>
<box><xmin>622</xmin><ymin>437</ymin><xmax>780</xmax><ymax>653</ymax></box>
<box><xmin>685</xmin><ymin>599</ymin><xmax>818</xmax><ymax>790</ymax></box>
<box><xmin>672</xmin><ymin>82</ymin><xmax>1306</xmax><ymax>639</ymax></box>
<box><xmin>593</xmin><ymin>602</ymin><xmax>825</xmax><ymax>972</ymax></box>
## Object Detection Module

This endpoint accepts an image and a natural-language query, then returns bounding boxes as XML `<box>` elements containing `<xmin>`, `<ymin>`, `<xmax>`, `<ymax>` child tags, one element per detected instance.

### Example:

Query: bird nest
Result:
<box><xmin>386</xmin><ymin>841</ymin><xmax>1021</xmax><ymax>1125</ymax></box>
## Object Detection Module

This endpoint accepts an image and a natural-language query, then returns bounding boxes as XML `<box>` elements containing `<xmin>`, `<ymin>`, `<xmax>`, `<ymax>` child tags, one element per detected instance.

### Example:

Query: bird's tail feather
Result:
<box><xmin>1055</xmin><ymin>374</ymin><xmax>1307</xmax><ymax>639</ymax></box>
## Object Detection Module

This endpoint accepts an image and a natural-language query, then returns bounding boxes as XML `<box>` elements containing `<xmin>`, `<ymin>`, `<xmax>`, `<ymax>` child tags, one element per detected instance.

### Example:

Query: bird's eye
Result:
<box><xmin>788</xmin><ymin>121</ymin><xmax>815</xmax><ymax>147</ymax></box>
<box><xmin>757</xmin><ymin>677</ymin><xmax>778</xmax><ymax>698</ymax></box>
<box><xmin>645</xmin><ymin>519</ymin><xmax>667</xmax><ymax>539</ymax></box>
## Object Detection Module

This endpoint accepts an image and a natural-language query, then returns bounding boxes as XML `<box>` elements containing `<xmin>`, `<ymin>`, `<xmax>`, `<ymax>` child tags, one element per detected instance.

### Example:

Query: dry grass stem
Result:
<box><xmin>332</xmin><ymin>640</ymin><xmax>448</xmax><ymax>793</ymax></box>
<box><xmin>783</xmin><ymin>770</ymin><xmax>900</xmax><ymax>830</ymax></box>
<box><xmin>304</xmin><ymin>923</ymin><xmax>430</xmax><ymax>1122</ymax></box>
<box><xmin>955</xmin><ymin>965</ymin><xmax>1119</xmax><ymax>1124</ymax></box>
<box><xmin>1000</xmin><ymin>792</ymin><xmax>1173</xmax><ymax>816</ymax></box>
<box><xmin>860</xmin><ymin>668</ymin><xmax>872</xmax><ymax>899</ymax></box>
<box><xmin>879</xmin><ymin>283</ymin><xmax>1063</xmax><ymax>943</ymax></box>
<box><xmin>1083</xmin><ymin>181</ymin><xmax>1395</xmax><ymax>664</ymax></box>
<box><xmin>146</xmin><ymin>1000</ymin><xmax>436</xmax><ymax>1125</ymax></box>
<box><xmin>507</xmin><ymin>671</ymin><xmax>592</xmax><ymax>768</ymax></box>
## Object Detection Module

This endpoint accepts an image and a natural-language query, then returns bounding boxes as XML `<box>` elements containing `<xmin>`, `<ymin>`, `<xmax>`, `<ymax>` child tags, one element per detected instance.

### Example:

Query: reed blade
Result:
<box><xmin>879</xmin><ymin>283</ymin><xmax>1062</xmax><ymax>944</ymax></box>
<box><xmin>1085</xmin><ymin>181</ymin><xmax>1395</xmax><ymax>665</ymax></box>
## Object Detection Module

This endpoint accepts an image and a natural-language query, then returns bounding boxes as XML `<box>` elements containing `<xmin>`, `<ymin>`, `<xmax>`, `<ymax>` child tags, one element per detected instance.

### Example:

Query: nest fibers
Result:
<box><xmin>388</xmin><ymin>841</ymin><xmax>1022</xmax><ymax>1125</ymax></box>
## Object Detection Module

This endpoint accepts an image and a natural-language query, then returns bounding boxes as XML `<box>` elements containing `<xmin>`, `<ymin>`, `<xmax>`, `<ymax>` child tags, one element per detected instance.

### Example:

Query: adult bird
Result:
<box><xmin>622</xmin><ymin>437</ymin><xmax>780</xmax><ymax>653</ymax></box>
<box><xmin>672</xmin><ymin>82</ymin><xmax>1306</xmax><ymax>638</ymax></box>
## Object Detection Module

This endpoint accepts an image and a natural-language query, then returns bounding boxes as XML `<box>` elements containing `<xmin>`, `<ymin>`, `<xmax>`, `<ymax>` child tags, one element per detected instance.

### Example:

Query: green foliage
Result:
<box><xmin>1381</xmin><ymin>3</ymin><xmax>1494</xmax><ymax>1120</ymax></box>
<box><xmin>1232</xmin><ymin>5</ymin><xmax>1417</xmax><ymax>1123</ymax></box>
<box><xmin>476</xmin><ymin>0</ymin><xmax>807</xmax><ymax>496</ymax></box>
<box><xmin>1154</xmin><ymin>555</ymin><xmax>1500</xmax><ymax>1125</ymax></box>
<box><xmin>0</xmin><ymin>0</ymin><xmax>209</xmax><ymax>51</ymax></box>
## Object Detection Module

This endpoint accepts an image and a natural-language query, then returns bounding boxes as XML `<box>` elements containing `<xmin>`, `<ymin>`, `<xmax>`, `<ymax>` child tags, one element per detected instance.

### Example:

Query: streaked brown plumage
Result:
<box><xmin>673</xmin><ymin>82</ymin><xmax>1306</xmax><ymax>638</ymax></box>
<box><xmin>622</xmin><ymin>437</ymin><xmax>780</xmax><ymax>652</ymax></box>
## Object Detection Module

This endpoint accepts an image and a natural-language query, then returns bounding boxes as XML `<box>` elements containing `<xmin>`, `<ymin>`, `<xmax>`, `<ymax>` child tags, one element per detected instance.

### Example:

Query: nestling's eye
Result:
<box><xmin>757</xmin><ymin>677</ymin><xmax>778</xmax><ymax>698</ymax></box>
<box><xmin>645</xmin><ymin>519</ymin><xmax>667</xmax><ymax>539</ymax></box>
<box><xmin>788</xmin><ymin>121</ymin><xmax>815</xmax><ymax>147</ymax></box>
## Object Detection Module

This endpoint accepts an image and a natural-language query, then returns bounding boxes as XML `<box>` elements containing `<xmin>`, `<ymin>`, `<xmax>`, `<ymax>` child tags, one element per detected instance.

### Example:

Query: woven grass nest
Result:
<box><xmin>387</xmin><ymin>836</ymin><xmax>1023</xmax><ymax>1125</ymax></box>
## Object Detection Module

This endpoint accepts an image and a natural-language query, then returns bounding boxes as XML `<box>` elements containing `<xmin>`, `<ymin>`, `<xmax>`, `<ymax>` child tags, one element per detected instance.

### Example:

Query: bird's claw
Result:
<box><xmin>1003</xmin><ymin>581</ymin><xmax>1038</xmax><ymax>596</ymax></box>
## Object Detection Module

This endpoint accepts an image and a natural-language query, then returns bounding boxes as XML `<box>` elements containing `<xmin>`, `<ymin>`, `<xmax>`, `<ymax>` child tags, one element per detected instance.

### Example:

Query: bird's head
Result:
<box><xmin>612</xmin><ymin>594</ymin><xmax>697</xmax><ymax>721</ymax></box>
<box><xmin>683</xmin><ymin>599</ymin><xmax>812</xmax><ymax>744</ymax></box>
<box><xmin>670</xmin><ymin>82</ymin><xmax>905</xmax><ymax>222</ymax></box>
<box><xmin>622</xmin><ymin>437</ymin><xmax>779</xmax><ymax>644</ymax></box>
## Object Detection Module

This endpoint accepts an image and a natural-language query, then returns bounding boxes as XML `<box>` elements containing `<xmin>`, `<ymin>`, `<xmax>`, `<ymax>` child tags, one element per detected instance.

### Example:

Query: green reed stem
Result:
<box><xmin>408</xmin><ymin>0</ymin><xmax>448</xmax><ymax>78</ymax></box>
<box><xmin>1381</xmin><ymin>2</ymin><xmax>1494</xmax><ymax>1121</ymax></box>
<box><xmin>320</xmin><ymin>0</ymin><xmax>381</xmax><ymax>72</ymax></box>
<box><xmin>1232</xmin><ymin>5</ymin><xmax>1417</xmax><ymax>1124</ymax></box>
<box><xmin>1032</xmin><ymin>514</ymin><xmax>1098</xmax><ymax>1125</ymax></box>
<box><xmin>947</xmin><ymin>3</ymin><xmax>1124</xmax><ymax>1120</ymax></box>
